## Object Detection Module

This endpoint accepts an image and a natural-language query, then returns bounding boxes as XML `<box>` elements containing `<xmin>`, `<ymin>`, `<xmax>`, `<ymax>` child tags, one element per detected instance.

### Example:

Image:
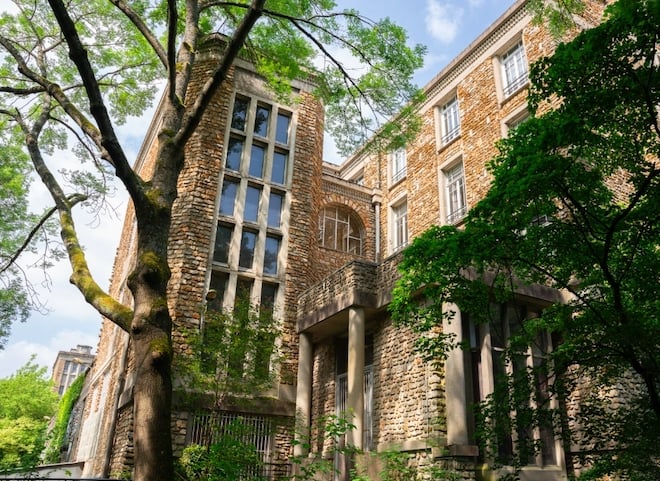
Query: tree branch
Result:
<box><xmin>46</xmin><ymin>0</ymin><xmax>145</xmax><ymax>206</ymax></box>
<box><xmin>109</xmin><ymin>0</ymin><xmax>168</xmax><ymax>67</ymax></box>
<box><xmin>14</xmin><ymin>106</ymin><xmax>133</xmax><ymax>331</ymax></box>
<box><xmin>173</xmin><ymin>0</ymin><xmax>266</xmax><ymax>150</ymax></box>
<box><xmin>167</xmin><ymin>0</ymin><xmax>178</xmax><ymax>102</ymax></box>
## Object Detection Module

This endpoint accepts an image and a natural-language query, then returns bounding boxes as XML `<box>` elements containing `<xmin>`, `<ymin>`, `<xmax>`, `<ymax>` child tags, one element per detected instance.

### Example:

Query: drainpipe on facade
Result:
<box><xmin>372</xmin><ymin>191</ymin><xmax>382</xmax><ymax>262</ymax></box>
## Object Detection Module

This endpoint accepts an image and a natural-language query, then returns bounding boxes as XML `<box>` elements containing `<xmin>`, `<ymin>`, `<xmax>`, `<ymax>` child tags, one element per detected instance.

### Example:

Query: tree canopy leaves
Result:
<box><xmin>0</xmin><ymin>358</ymin><xmax>58</xmax><ymax>472</ymax></box>
<box><xmin>391</xmin><ymin>1</ymin><xmax>659</xmax><ymax>478</ymax></box>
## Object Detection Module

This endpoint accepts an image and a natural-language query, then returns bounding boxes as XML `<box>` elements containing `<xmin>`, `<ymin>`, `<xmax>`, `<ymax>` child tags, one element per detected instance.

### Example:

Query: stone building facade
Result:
<box><xmin>70</xmin><ymin>1</ymin><xmax>608</xmax><ymax>480</ymax></box>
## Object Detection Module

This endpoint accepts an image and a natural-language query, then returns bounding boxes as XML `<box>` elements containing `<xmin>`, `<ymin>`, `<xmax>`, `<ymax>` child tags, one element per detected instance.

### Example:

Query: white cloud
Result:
<box><xmin>425</xmin><ymin>0</ymin><xmax>464</xmax><ymax>44</ymax></box>
<box><xmin>468</xmin><ymin>0</ymin><xmax>484</xmax><ymax>7</ymax></box>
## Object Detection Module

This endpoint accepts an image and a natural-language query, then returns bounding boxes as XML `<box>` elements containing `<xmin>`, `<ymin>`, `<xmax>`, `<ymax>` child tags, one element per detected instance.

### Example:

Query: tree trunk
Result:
<box><xmin>127</xmin><ymin>191</ymin><xmax>176</xmax><ymax>481</ymax></box>
<box><xmin>132</xmin><ymin>317</ymin><xmax>173</xmax><ymax>481</ymax></box>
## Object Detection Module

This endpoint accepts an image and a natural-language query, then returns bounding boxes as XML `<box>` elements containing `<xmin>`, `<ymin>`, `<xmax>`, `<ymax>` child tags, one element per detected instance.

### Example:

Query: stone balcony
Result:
<box><xmin>296</xmin><ymin>252</ymin><xmax>402</xmax><ymax>341</ymax></box>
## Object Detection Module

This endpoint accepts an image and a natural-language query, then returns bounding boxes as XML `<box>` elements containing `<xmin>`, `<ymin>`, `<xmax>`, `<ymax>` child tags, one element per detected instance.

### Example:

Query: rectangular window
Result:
<box><xmin>254</xmin><ymin>104</ymin><xmax>271</xmax><ymax>138</ymax></box>
<box><xmin>207</xmin><ymin>272</ymin><xmax>229</xmax><ymax>312</ymax></box>
<box><xmin>219</xmin><ymin>178</ymin><xmax>239</xmax><ymax>216</ymax></box>
<box><xmin>231</xmin><ymin>96</ymin><xmax>249</xmax><ymax>131</ymax></box>
<box><xmin>393</xmin><ymin>201</ymin><xmax>408</xmax><ymax>251</ymax></box>
<box><xmin>465</xmin><ymin>304</ymin><xmax>558</xmax><ymax>468</ymax></box>
<box><xmin>391</xmin><ymin>148</ymin><xmax>407</xmax><ymax>184</ymax></box>
<box><xmin>244</xmin><ymin>185</ymin><xmax>261</xmax><ymax>223</ymax></box>
<box><xmin>238</xmin><ymin>229</ymin><xmax>257</xmax><ymax>269</ymax></box>
<box><xmin>441</xmin><ymin>97</ymin><xmax>460</xmax><ymax>144</ymax></box>
<box><xmin>187</xmin><ymin>411</ymin><xmax>275</xmax><ymax>478</ymax></box>
<box><xmin>271</xmin><ymin>151</ymin><xmax>287</xmax><ymax>185</ymax></box>
<box><xmin>501</xmin><ymin>41</ymin><xmax>528</xmax><ymax>97</ymax></box>
<box><xmin>335</xmin><ymin>339</ymin><xmax>374</xmax><ymax>451</ymax></box>
<box><xmin>267</xmin><ymin>192</ymin><xmax>283</xmax><ymax>228</ymax></box>
<box><xmin>263</xmin><ymin>236</ymin><xmax>280</xmax><ymax>275</ymax></box>
<box><xmin>235</xmin><ymin>278</ymin><xmax>254</xmax><ymax>307</ymax></box>
<box><xmin>445</xmin><ymin>162</ymin><xmax>467</xmax><ymax>224</ymax></box>
<box><xmin>213</xmin><ymin>224</ymin><xmax>233</xmax><ymax>264</ymax></box>
<box><xmin>249</xmin><ymin>144</ymin><xmax>265</xmax><ymax>178</ymax></box>
<box><xmin>226</xmin><ymin>138</ymin><xmax>243</xmax><ymax>171</ymax></box>
<box><xmin>275</xmin><ymin>112</ymin><xmax>291</xmax><ymax>144</ymax></box>
<box><xmin>260</xmin><ymin>282</ymin><xmax>278</xmax><ymax>311</ymax></box>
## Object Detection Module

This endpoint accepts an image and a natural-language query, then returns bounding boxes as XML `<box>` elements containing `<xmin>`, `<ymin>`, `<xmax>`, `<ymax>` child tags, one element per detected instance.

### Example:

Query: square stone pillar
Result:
<box><xmin>294</xmin><ymin>332</ymin><xmax>312</xmax><ymax>456</ymax></box>
<box><xmin>444</xmin><ymin>303</ymin><xmax>469</xmax><ymax>445</ymax></box>
<box><xmin>347</xmin><ymin>306</ymin><xmax>365</xmax><ymax>449</ymax></box>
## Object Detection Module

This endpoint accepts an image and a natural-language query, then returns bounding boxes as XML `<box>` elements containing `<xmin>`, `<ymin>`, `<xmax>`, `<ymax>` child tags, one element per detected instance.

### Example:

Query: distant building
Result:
<box><xmin>51</xmin><ymin>345</ymin><xmax>95</xmax><ymax>396</ymax></box>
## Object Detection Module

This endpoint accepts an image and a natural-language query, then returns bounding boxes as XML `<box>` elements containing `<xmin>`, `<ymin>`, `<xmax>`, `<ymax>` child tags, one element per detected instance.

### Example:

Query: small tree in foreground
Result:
<box><xmin>391</xmin><ymin>1</ymin><xmax>659</xmax><ymax>479</ymax></box>
<box><xmin>0</xmin><ymin>358</ymin><xmax>58</xmax><ymax>472</ymax></box>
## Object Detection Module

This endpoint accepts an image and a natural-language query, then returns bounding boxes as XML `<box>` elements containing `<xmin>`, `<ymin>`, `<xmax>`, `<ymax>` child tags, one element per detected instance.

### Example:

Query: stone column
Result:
<box><xmin>347</xmin><ymin>306</ymin><xmax>365</xmax><ymax>449</ymax></box>
<box><xmin>444</xmin><ymin>303</ymin><xmax>469</xmax><ymax>445</ymax></box>
<box><xmin>294</xmin><ymin>332</ymin><xmax>313</xmax><ymax>456</ymax></box>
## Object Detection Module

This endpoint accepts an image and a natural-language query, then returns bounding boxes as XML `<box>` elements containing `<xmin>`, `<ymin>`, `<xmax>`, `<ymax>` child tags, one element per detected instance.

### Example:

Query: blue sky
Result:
<box><xmin>0</xmin><ymin>0</ymin><xmax>517</xmax><ymax>378</ymax></box>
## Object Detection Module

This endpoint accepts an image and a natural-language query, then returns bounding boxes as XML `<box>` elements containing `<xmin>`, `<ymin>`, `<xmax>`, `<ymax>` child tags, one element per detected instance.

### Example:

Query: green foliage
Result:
<box><xmin>43</xmin><ymin>371</ymin><xmax>86</xmax><ymax>464</ymax></box>
<box><xmin>175</xmin><ymin>294</ymin><xmax>281</xmax><ymax>405</ymax></box>
<box><xmin>0</xmin><ymin>358</ymin><xmax>58</xmax><ymax>472</ymax></box>
<box><xmin>527</xmin><ymin>0</ymin><xmax>587</xmax><ymax>37</ymax></box>
<box><xmin>0</xmin><ymin>123</ymin><xmax>35</xmax><ymax>348</ymax></box>
<box><xmin>290</xmin><ymin>412</ymin><xmax>358</xmax><ymax>481</ymax></box>
<box><xmin>391</xmin><ymin>1</ymin><xmax>659</xmax><ymax>479</ymax></box>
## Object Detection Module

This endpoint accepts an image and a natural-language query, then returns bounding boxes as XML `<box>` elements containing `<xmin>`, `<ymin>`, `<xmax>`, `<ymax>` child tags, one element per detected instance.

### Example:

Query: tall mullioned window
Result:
<box><xmin>211</xmin><ymin>93</ymin><xmax>292</xmax><ymax>311</ymax></box>
<box><xmin>463</xmin><ymin>303</ymin><xmax>559</xmax><ymax>468</ymax></box>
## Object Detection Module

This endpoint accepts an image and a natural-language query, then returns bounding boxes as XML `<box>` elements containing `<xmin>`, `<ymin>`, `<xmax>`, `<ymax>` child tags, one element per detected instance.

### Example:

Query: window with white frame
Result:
<box><xmin>504</xmin><ymin>109</ymin><xmax>529</xmax><ymax>136</ymax></box>
<box><xmin>319</xmin><ymin>205</ymin><xmax>364</xmax><ymax>255</ymax></box>
<box><xmin>392</xmin><ymin>200</ymin><xmax>408</xmax><ymax>252</ymax></box>
<box><xmin>463</xmin><ymin>303</ymin><xmax>560</xmax><ymax>470</ymax></box>
<box><xmin>444</xmin><ymin>162</ymin><xmax>467</xmax><ymax>224</ymax></box>
<box><xmin>391</xmin><ymin>148</ymin><xmax>407</xmax><ymax>184</ymax></box>
<box><xmin>501</xmin><ymin>41</ymin><xmax>529</xmax><ymax>97</ymax></box>
<box><xmin>441</xmin><ymin>96</ymin><xmax>461</xmax><ymax>144</ymax></box>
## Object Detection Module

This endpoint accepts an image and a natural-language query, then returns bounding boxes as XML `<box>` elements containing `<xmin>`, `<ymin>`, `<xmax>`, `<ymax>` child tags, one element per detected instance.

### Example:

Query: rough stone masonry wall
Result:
<box><xmin>309</xmin><ymin>341</ymin><xmax>337</xmax><ymax>455</ymax></box>
<box><xmin>280</xmin><ymin>88</ymin><xmax>325</xmax><ymax>384</ymax></box>
<box><xmin>168</xmin><ymin>51</ymin><xmax>236</xmax><ymax>349</ymax></box>
<box><xmin>371</xmin><ymin>317</ymin><xmax>445</xmax><ymax>450</ymax></box>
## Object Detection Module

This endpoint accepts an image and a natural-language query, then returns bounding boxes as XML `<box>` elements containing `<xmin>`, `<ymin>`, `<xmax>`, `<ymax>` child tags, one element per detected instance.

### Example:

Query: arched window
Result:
<box><xmin>319</xmin><ymin>205</ymin><xmax>364</xmax><ymax>255</ymax></box>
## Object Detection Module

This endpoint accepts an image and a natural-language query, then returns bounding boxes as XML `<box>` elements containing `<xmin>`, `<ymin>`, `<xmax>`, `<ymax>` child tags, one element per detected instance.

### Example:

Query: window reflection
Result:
<box><xmin>275</xmin><ymin>112</ymin><xmax>290</xmax><ymax>144</ymax></box>
<box><xmin>263</xmin><ymin>236</ymin><xmax>280</xmax><ymax>275</ymax></box>
<box><xmin>272</xmin><ymin>151</ymin><xmax>287</xmax><ymax>184</ymax></box>
<box><xmin>231</xmin><ymin>96</ymin><xmax>249</xmax><ymax>131</ymax></box>
<box><xmin>249</xmin><ymin>144</ymin><xmax>265</xmax><ymax>178</ymax></box>
<box><xmin>244</xmin><ymin>185</ymin><xmax>261</xmax><ymax>223</ymax></box>
<box><xmin>226</xmin><ymin>138</ymin><xmax>243</xmax><ymax>171</ymax></box>
<box><xmin>213</xmin><ymin>224</ymin><xmax>233</xmax><ymax>263</ymax></box>
<box><xmin>219</xmin><ymin>179</ymin><xmax>239</xmax><ymax>216</ymax></box>
<box><xmin>268</xmin><ymin>192</ymin><xmax>283</xmax><ymax>228</ymax></box>
<box><xmin>254</xmin><ymin>105</ymin><xmax>270</xmax><ymax>137</ymax></box>
<box><xmin>239</xmin><ymin>229</ymin><xmax>257</xmax><ymax>269</ymax></box>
